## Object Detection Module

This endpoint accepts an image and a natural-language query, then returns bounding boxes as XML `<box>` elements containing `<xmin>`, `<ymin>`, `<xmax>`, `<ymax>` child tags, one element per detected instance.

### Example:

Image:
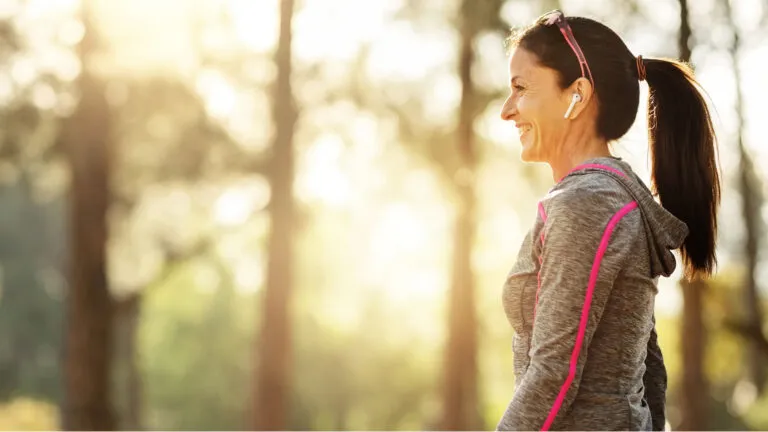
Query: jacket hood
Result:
<box><xmin>560</xmin><ymin>157</ymin><xmax>689</xmax><ymax>278</ymax></box>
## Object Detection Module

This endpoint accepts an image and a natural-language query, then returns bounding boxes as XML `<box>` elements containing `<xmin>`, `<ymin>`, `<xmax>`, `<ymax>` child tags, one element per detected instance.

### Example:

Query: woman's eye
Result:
<box><xmin>513</xmin><ymin>84</ymin><xmax>526</xmax><ymax>92</ymax></box>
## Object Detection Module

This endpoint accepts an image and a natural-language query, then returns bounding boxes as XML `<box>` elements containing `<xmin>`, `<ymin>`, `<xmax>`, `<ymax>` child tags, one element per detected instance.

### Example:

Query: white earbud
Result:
<box><xmin>564</xmin><ymin>93</ymin><xmax>582</xmax><ymax>119</ymax></box>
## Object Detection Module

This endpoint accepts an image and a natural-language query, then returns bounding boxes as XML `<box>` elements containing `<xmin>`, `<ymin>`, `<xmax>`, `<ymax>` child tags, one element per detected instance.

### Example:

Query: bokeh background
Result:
<box><xmin>0</xmin><ymin>0</ymin><xmax>767</xmax><ymax>430</ymax></box>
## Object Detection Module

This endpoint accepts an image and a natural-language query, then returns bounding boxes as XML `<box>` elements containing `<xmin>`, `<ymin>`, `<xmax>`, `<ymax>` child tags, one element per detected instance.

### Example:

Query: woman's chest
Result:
<box><xmin>501</xmin><ymin>229</ymin><xmax>541</xmax><ymax>335</ymax></box>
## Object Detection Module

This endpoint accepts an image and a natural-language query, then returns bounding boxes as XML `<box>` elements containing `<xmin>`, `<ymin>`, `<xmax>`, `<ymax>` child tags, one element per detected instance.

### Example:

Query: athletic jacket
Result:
<box><xmin>497</xmin><ymin>157</ymin><xmax>688</xmax><ymax>431</ymax></box>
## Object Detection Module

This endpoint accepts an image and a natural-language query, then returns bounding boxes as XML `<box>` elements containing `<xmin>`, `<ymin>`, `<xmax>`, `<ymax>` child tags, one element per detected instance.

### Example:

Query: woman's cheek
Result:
<box><xmin>518</xmin><ymin>95</ymin><xmax>538</xmax><ymax>118</ymax></box>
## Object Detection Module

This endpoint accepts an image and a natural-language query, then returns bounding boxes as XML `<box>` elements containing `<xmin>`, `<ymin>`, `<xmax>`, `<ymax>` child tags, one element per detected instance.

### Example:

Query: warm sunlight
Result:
<box><xmin>214</xmin><ymin>188</ymin><xmax>257</xmax><ymax>227</ymax></box>
<box><xmin>196</xmin><ymin>69</ymin><xmax>237</xmax><ymax>121</ymax></box>
<box><xmin>365</xmin><ymin>198</ymin><xmax>451</xmax><ymax>303</ymax></box>
<box><xmin>229</xmin><ymin>0</ymin><xmax>278</xmax><ymax>53</ymax></box>
<box><xmin>77</xmin><ymin>0</ymin><xmax>768</xmax><ymax>325</ymax></box>
<box><xmin>92</xmin><ymin>0</ymin><xmax>194</xmax><ymax>76</ymax></box>
<box><xmin>365</xmin><ymin>21</ymin><xmax>457</xmax><ymax>82</ymax></box>
<box><xmin>298</xmin><ymin>133</ymin><xmax>353</xmax><ymax>207</ymax></box>
<box><xmin>9</xmin><ymin>0</ymin><xmax>766</xmax><ymax>429</ymax></box>
<box><xmin>294</xmin><ymin>0</ymin><xmax>401</xmax><ymax>63</ymax></box>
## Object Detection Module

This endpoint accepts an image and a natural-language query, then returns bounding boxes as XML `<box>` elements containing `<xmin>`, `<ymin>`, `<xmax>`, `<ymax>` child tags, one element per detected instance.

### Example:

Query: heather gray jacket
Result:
<box><xmin>497</xmin><ymin>157</ymin><xmax>688</xmax><ymax>431</ymax></box>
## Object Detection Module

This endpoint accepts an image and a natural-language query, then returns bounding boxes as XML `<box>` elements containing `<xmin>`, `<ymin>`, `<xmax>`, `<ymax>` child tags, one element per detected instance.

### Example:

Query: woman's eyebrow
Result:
<box><xmin>510</xmin><ymin>76</ymin><xmax>525</xmax><ymax>86</ymax></box>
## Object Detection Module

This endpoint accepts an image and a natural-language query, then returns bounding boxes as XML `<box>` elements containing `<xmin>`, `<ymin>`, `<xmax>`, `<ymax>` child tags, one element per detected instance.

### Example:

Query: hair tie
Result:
<box><xmin>636</xmin><ymin>55</ymin><xmax>646</xmax><ymax>81</ymax></box>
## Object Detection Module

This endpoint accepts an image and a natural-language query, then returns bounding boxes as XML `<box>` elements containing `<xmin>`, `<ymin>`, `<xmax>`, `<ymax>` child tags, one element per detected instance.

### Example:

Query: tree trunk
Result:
<box><xmin>440</xmin><ymin>12</ymin><xmax>480</xmax><ymax>431</ymax></box>
<box><xmin>114</xmin><ymin>294</ymin><xmax>143</xmax><ymax>430</ymax></box>
<box><xmin>679</xmin><ymin>278</ymin><xmax>709</xmax><ymax>430</ymax></box>
<box><xmin>62</xmin><ymin>1</ymin><xmax>115</xmax><ymax>429</ymax></box>
<box><xmin>252</xmin><ymin>0</ymin><xmax>297</xmax><ymax>429</ymax></box>
<box><xmin>724</xmin><ymin>0</ymin><xmax>767</xmax><ymax>394</ymax></box>
<box><xmin>678</xmin><ymin>0</ymin><xmax>692</xmax><ymax>60</ymax></box>
<box><xmin>676</xmin><ymin>1</ymin><xmax>709</xmax><ymax>430</ymax></box>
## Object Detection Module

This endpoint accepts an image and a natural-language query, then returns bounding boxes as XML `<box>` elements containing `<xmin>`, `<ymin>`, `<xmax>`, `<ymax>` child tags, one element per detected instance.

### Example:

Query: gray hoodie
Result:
<box><xmin>497</xmin><ymin>157</ymin><xmax>688</xmax><ymax>431</ymax></box>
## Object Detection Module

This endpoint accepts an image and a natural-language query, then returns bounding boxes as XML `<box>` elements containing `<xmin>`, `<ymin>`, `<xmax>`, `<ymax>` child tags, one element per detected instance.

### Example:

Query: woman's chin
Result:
<box><xmin>519</xmin><ymin>142</ymin><xmax>538</xmax><ymax>162</ymax></box>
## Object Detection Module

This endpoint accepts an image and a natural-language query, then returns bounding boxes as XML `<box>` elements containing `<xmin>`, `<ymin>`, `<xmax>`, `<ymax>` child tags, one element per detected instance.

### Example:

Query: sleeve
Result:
<box><xmin>643</xmin><ymin>314</ymin><xmax>667</xmax><ymax>431</ymax></box>
<box><xmin>496</xmin><ymin>190</ymin><xmax>638</xmax><ymax>431</ymax></box>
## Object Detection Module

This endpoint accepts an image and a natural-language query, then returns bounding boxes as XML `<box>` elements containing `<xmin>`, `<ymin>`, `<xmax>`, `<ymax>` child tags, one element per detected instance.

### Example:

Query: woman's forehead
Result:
<box><xmin>508</xmin><ymin>47</ymin><xmax>541</xmax><ymax>77</ymax></box>
<box><xmin>508</xmin><ymin>47</ymin><xmax>559</xmax><ymax>85</ymax></box>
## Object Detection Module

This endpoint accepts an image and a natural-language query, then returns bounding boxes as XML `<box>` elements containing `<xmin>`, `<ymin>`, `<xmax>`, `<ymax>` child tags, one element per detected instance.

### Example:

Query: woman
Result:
<box><xmin>497</xmin><ymin>10</ymin><xmax>720</xmax><ymax>431</ymax></box>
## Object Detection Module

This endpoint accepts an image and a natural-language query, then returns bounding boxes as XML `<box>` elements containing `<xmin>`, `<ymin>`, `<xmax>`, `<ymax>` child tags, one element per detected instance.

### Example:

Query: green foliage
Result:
<box><xmin>0</xmin><ymin>180</ymin><xmax>65</xmax><ymax>404</ymax></box>
<box><xmin>139</xmin><ymin>257</ymin><xmax>255</xmax><ymax>430</ymax></box>
<box><xmin>292</xmin><ymin>297</ymin><xmax>441</xmax><ymax>430</ymax></box>
<box><xmin>656</xmin><ymin>266</ymin><xmax>768</xmax><ymax>430</ymax></box>
<box><xmin>743</xmin><ymin>390</ymin><xmax>768</xmax><ymax>430</ymax></box>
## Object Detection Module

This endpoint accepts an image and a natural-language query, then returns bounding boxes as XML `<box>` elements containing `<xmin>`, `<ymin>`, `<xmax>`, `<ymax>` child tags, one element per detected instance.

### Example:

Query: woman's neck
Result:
<box><xmin>548</xmin><ymin>135</ymin><xmax>612</xmax><ymax>182</ymax></box>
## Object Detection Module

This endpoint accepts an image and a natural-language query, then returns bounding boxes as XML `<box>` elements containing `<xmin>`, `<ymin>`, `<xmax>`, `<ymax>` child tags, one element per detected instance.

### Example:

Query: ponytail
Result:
<box><xmin>644</xmin><ymin>58</ymin><xmax>721</xmax><ymax>280</ymax></box>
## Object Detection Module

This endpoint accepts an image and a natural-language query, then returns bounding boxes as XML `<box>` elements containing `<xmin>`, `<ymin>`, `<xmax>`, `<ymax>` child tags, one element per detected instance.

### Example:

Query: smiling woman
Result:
<box><xmin>495</xmin><ymin>10</ymin><xmax>721</xmax><ymax>432</ymax></box>
<box><xmin>501</xmin><ymin>48</ymin><xmax>604</xmax><ymax>165</ymax></box>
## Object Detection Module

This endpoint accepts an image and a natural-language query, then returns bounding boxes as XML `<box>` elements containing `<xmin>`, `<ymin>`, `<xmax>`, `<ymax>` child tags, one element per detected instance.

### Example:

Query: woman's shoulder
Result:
<box><xmin>541</xmin><ymin>171</ymin><xmax>636</xmax><ymax>222</ymax></box>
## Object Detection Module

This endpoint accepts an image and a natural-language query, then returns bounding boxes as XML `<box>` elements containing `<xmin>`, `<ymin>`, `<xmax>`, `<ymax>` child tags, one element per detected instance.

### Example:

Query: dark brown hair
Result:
<box><xmin>508</xmin><ymin>16</ymin><xmax>720</xmax><ymax>280</ymax></box>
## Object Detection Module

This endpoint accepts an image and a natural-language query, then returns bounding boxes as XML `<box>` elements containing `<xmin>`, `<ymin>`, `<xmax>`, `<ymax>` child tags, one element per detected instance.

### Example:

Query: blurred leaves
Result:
<box><xmin>0</xmin><ymin>178</ymin><xmax>66</xmax><ymax>404</ymax></box>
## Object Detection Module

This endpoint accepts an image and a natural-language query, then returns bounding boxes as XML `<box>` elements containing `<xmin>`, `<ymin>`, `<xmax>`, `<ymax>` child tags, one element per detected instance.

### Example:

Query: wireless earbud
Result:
<box><xmin>564</xmin><ymin>93</ymin><xmax>582</xmax><ymax>119</ymax></box>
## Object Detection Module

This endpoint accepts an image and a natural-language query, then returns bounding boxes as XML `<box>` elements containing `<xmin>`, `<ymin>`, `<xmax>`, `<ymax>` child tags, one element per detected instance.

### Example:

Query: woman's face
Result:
<box><xmin>500</xmin><ymin>47</ymin><xmax>572</xmax><ymax>162</ymax></box>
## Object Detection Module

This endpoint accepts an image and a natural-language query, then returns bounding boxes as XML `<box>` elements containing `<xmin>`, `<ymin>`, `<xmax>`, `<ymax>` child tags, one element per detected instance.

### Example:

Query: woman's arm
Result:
<box><xmin>644</xmin><ymin>315</ymin><xmax>667</xmax><ymax>431</ymax></box>
<box><xmin>497</xmin><ymin>188</ymin><xmax>638</xmax><ymax>431</ymax></box>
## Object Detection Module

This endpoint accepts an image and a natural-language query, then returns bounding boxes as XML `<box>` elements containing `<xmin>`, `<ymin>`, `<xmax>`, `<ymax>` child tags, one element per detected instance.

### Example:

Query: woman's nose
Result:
<box><xmin>500</xmin><ymin>96</ymin><xmax>516</xmax><ymax>121</ymax></box>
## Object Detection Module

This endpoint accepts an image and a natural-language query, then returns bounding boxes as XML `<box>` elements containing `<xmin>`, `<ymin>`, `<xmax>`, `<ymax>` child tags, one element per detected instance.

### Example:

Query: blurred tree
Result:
<box><xmin>722</xmin><ymin>0</ymin><xmax>768</xmax><ymax>395</ymax></box>
<box><xmin>60</xmin><ymin>0</ymin><xmax>115</xmax><ymax>428</ymax></box>
<box><xmin>441</xmin><ymin>0</ymin><xmax>503</xmax><ymax>429</ymax></box>
<box><xmin>107</xmin><ymin>76</ymin><xmax>261</xmax><ymax>429</ymax></box>
<box><xmin>253</xmin><ymin>0</ymin><xmax>298</xmax><ymax>429</ymax></box>
<box><xmin>2</xmin><ymin>0</ymin><xmax>277</xmax><ymax>429</ymax></box>
<box><xmin>112</xmin><ymin>293</ymin><xmax>142</xmax><ymax>431</ymax></box>
<box><xmin>700</xmin><ymin>267</ymin><xmax>756</xmax><ymax>430</ymax></box>
<box><xmin>91</xmin><ymin>3</ymin><xmax>274</xmax><ymax>427</ymax></box>
<box><xmin>679</xmin><ymin>278</ymin><xmax>709</xmax><ymax>430</ymax></box>
<box><xmin>97</xmin><ymin>3</ymin><xmax>272</xmax><ymax>427</ymax></box>
<box><xmin>0</xmin><ymin>0</ymin><xmax>79</xmax><ymax>417</ymax></box>
<box><xmin>111</xmin><ymin>237</ymin><xmax>214</xmax><ymax>431</ymax></box>
<box><xmin>367</xmin><ymin>0</ymin><xmax>507</xmax><ymax>428</ymax></box>
<box><xmin>676</xmin><ymin>0</ymin><xmax>711</xmax><ymax>430</ymax></box>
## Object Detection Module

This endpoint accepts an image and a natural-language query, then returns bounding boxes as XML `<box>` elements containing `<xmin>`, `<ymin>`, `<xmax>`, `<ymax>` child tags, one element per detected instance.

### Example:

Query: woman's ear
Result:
<box><xmin>565</xmin><ymin>77</ymin><xmax>594</xmax><ymax>120</ymax></box>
